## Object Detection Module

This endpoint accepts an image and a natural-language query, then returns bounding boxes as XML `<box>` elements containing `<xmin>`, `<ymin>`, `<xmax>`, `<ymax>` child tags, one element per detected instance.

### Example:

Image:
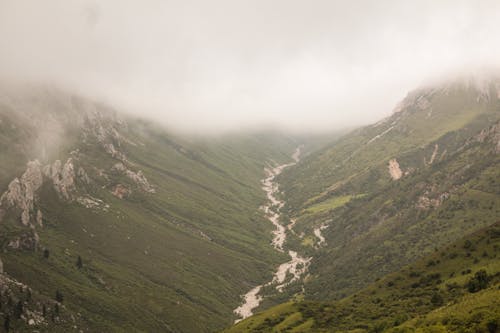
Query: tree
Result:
<box><xmin>3</xmin><ymin>315</ymin><xmax>10</xmax><ymax>332</ymax></box>
<box><xmin>487</xmin><ymin>319</ymin><xmax>498</xmax><ymax>333</ymax></box>
<box><xmin>430</xmin><ymin>292</ymin><xmax>443</xmax><ymax>306</ymax></box>
<box><xmin>467</xmin><ymin>270</ymin><xmax>490</xmax><ymax>293</ymax></box>
<box><xmin>43</xmin><ymin>249</ymin><xmax>50</xmax><ymax>259</ymax></box>
<box><xmin>42</xmin><ymin>304</ymin><xmax>47</xmax><ymax>317</ymax></box>
<box><xmin>55</xmin><ymin>290</ymin><xmax>64</xmax><ymax>303</ymax></box>
<box><xmin>76</xmin><ymin>256</ymin><xmax>83</xmax><ymax>269</ymax></box>
<box><xmin>14</xmin><ymin>300</ymin><xmax>23</xmax><ymax>319</ymax></box>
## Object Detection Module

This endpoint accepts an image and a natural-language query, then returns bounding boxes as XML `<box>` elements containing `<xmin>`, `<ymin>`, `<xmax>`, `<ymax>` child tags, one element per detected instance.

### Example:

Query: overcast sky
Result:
<box><xmin>0</xmin><ymin>0</ymin><xmax>499</xmax><ymax>133</ymax></box>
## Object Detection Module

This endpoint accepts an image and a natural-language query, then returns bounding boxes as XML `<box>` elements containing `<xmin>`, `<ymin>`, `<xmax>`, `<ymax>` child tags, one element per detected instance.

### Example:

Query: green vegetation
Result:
<box><xmin>224</xmin><ymin>80</ymin><xmax>500</xmax><ymax>332</ymax></box>
<box><xmin>2</xmin><ymin>80</ymin><xmax>500</xmax><ymax>333</ymax></box>
<box><xmin>0</xmin><ymin>88</ymin><xmax>298</xmax><ymax>332</ymax></box>
<box><xmin>224</xmin><ymin>223</ymin><xmax>500</xmax><ymax>332</ymax></box>
<box><xmin>275</xmin><ymin>82</ymin><xmax>500</xmax><ymax>303</ymax></box>
<box><xmin>304</xmin><ymin>194</ymin><xmax>365</xmax><ymax>214</ymax></box>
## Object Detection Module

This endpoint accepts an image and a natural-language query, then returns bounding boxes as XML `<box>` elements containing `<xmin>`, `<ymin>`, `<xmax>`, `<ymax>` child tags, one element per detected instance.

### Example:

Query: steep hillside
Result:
<box><xmin>0</xmin><ymin>85</ymin><xmax>298</xmax><ymax>332</ymax></box>
<box><xmin>224</xmin><ymin>222</ymin><xmax>500</xmax><ymax>333</ymax></box>
<box><xmin>275</xmin><ymin>77</ymin><xmax>500</xmax><ymax>302</ymax></box>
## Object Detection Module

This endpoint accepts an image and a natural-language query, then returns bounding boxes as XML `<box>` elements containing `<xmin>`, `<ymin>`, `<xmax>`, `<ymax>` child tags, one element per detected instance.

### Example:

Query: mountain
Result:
<box><xmin>0</xmin><ymin>85</ymin><xmax>299</xmax><ymax>332</ymax></box>
<box><xmin>224</xmin><ymin>76</ymin><xmax>500</xmax><ymax>331</ymax></box>
<box><xmin>224</xmin><ymin>222</ymin><xmax>500</xmax><ymax>333</ymax></box>
<box><xmin>1</xmin><ymin>75</ymin><xmax>499</xmax><ymax>333</ymax></box>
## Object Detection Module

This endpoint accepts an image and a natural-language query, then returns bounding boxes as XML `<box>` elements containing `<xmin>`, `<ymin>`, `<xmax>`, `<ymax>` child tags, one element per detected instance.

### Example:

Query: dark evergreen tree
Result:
<box><xmin>467</xmin><ymin>270</ymin><xmax>490</xmax><ymax>293</ymax></box>
<box><xmin>430</xmin><ymin>292</ymin><xmax>443</xmax><ymax>306</ymax></box>
<box><xmin>76</xmin><ymin>256</ymin><xmax>83</xmax><ymax>269</ymax></box>
<box><xmin>55</xmin><ymin>290</ymin><xmax>64</xmax><ymax>303</ymax></box>
<box><xmin>15</xmin><ymin>300</ymin><xmax>23</xmax><ymax>319</ymax></box>
<box><xmin>3</xmin><ymin>315</ymin><xmax>10</xmax><ymax>332</ymax></box>
<box><xmin>43</xmin><ymin>249</ymin><xmax>50</xmax><ymax>259</ymax></box>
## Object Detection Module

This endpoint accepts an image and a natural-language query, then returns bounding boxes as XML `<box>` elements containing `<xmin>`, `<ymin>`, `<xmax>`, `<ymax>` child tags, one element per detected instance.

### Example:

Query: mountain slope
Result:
<box><xmin>0</xmin><ymin>85</ymin><xmax>298</xmax><ymax>332</ymax></box>
<box><xmin>274</xmin><ymin>77</ymin><xmax>500</xmax><ymax>302</ymax></box>
<box><xmin>224</xmin><ymin>222</ymin><xmax>500</xmax><ymax>333</ymax></box>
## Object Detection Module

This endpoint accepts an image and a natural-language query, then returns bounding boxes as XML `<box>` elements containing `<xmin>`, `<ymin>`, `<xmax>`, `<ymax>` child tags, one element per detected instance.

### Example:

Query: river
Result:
<box><xmin>233</xmin><ymin>147</ymin><xmax>311</xmax><ymax>323</ymax></box>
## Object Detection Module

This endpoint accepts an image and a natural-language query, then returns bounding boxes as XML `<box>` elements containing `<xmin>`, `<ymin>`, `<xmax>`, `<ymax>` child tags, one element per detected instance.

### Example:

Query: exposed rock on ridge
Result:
<box><xmin>0</xmin><ymin>160</ymin><xmax>43</xmax><ymax>226</ymax></box>
<box><xmin>112</xmin><ymin>163</ymin><xmax>155</xmax><ymax>193</ymax></box>
<box><xmin>43</xmin><ymin>158</ymin><xmax>77</xmax><ymax>201</ymax></box>
<box><xmin>388</xmin><ymin>159</ymin><xmax>403</xmax><ymax>180</ymax></box>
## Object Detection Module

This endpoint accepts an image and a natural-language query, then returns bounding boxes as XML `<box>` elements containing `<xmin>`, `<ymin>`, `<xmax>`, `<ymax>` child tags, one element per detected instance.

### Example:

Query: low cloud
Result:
<box><xmin>1</xmin><ymin>0</ymin><xmax>499</xmax><ymax>133</ymax></box>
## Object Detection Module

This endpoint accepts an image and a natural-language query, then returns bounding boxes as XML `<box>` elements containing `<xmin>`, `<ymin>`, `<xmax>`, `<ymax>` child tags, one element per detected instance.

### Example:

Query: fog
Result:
<box><xmin>0</xmin><ymin>0</ymin><xmax>499</xmax><ymax>133</ymax></box>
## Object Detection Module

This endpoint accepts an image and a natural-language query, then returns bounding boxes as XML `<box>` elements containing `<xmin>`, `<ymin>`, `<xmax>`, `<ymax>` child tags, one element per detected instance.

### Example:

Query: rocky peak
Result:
<box><xmin>0</xmin><ymin>160</ymin><xmax>43</xmax><ymax>226</ymax></box>
<box><xmin>83</xmin><ymin>109</ymin><xmax>128</xmax><ymax>162</ymax></box>
<box><xmin>393</xmin><ymin>75</ymin><xmax>500</xmax><ymax>115</ymax></box>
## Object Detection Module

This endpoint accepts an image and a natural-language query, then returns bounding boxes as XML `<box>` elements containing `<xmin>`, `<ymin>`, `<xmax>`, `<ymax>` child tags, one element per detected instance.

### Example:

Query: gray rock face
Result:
<box><xmin>77</xmin><ymin>167</ymin><xmax>90</xmax><ymax>184</ymax></box>
<box><xmin>44</xmin><ymin>158</ymin><xmax>77</xmax><ymax>200</ymax></box>
<box><xmin>0</xmin><ymin>160</ymin><xmax>43</xmax><ymax>225</ymax></box>
<box><xmin>83</xmin><ymin>110</ymin><xmax>128</xmax><ymax>161</ymax></box>
<box><xmin>467</xmin><ymin>121</ymin><xmax>500</xmax><ymax>154</ymax></box>
<box><xmin>112</xmin><ymin>162</ymin><xmax>155</xmax><ymax>193</ymax></box>
<box><xmin>126</xmin><ymin>170</ymin><xmax>155</xmax><ymax>193</ymax></box>
<box><xmin>7</xmin><ymin>231</ymin><xmax>39</xmax><ymax>251</ymax></box>
<box><xmin>36</xmin><ymin>209</ymin><xmax>43</xmax><ymax>227</ymax></box>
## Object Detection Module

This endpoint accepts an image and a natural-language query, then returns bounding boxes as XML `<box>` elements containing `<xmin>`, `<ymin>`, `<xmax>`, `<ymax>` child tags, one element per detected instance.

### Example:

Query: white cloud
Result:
<box><xmin>1</xmin><ymin>0</ymin><xmax>499</xmax><ymax>132</ymax></box>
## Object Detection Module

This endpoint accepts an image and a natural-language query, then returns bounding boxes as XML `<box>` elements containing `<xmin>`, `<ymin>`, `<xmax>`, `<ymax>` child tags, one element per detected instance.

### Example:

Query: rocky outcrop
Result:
<box><xmin>7</xmin><ymin>230</ymin><xmax>40</xmax><ymax>251</ymax></box>
<box><xmin>416</xmin><ymin>192</ymin><xmax>450</xmax><ymax>210</ymax></box>
<box><xmin>76</xmin><ymin>196</ymin><xmax>110</xmax><ymax>212</ymax></box>
<box><xmin>43</xmin><ymin>158</ymin><xmax>77</xmax><ymax>200</ymax></box>
<box><xmin>0</xmin><ymin>160</ymin><xmax>43</xmax><ymax>226</ymax></box>
<box><xmin>0</xmin><ymin>157</ymin><xmax>87</xmax><ymax>229</ymax></box>
<box><xmin>77</xmin><ymin>167</ymin><xmax>90</xmax><ymax>184</ymax></box>
<box><xmin>388</xmin><ymin>159</ymin><xmax>403</xmax><ymax>180</ymax></box>
<box><xmin>426</xmin><ymin>144</ymin><xmax>439</xmax><ymax>165</ymax></box>
<box><xmin>36</xmin><ymin>209</ymin><xmax>43</xmax><ymax>227</ymax></box>
<box><xmin>112</xmin><ymin>162</ymin><xmax>155</xmax><ymax>193</ymax></box>
<box><xmin>393</xmin><ymin>88</ymin><xmax>435</xmax><ymax>114</ymax></box>
<box><xmin>83</xmin><ymin>110</ymin><xmax>128</xmax><ymax>162</ymax></box>
<box><xmin>475</xmin><ymin>122</ymin><xmax>500</xmax><ymax>153</ymax></box>
<box><xmin>112</xmin><ymin>184</ymin><xmax>131</xmax><ymax>199</ymax></box>
<box><xmin>126</xmin><ymin>169</ymin><xmax>155</xmax><ymax>193</ymax></box>
<box><xmin>111</xmin><ymin>162</ymin><xmax>127</xmax><ymax>173</ymax></box>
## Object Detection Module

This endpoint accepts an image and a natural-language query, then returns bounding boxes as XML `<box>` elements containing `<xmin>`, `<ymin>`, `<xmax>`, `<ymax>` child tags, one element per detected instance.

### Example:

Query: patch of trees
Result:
<box><xmin>466</xmin><ymin>269</ymin><xmax>490</xmax><ymax>293</ymax></box>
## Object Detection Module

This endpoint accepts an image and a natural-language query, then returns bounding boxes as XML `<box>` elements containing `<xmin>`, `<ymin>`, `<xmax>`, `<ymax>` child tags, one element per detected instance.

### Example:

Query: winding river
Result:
<box><xmin>234</xmin><ymin>147</ymin><xmax>311</xmax><ymax>322</ymax></box>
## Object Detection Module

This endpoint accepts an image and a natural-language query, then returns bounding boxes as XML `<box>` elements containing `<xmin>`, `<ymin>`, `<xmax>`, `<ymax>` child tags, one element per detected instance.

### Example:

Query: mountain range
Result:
<box><xmin>0</xmin><ymin>75</ymin><xmax>499</xmax><ymax>332</ymax></box>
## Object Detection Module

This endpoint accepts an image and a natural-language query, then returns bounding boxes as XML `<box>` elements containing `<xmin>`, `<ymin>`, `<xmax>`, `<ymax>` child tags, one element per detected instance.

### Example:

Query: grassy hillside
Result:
<box><xmin>224</xmin><ymin>222</ymin><xmax>500</xmax><ymax>333</ymax></box>
<box><xmin>0</xmin><ymin>86</ymin><xmax>298</xmax><ymax>332</ymax></box>
<box><xmin>273</xmin><ymin>78</ymin><xmax>500</xmax><ymax>304</ymax></box>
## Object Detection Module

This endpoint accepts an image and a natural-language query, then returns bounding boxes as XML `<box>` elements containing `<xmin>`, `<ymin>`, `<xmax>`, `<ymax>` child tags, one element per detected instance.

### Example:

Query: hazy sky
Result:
<box><xmin>0</xmin><ymin>0</ymin><xmax>499</xmax><ymax>133</ymax></box>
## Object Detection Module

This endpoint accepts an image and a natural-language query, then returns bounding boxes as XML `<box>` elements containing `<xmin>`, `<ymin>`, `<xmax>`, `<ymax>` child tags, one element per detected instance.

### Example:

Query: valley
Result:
<box><xmin>0</xmin><ymin>87</ymin><xmax>301</xmax><ymax>332</ymax></box>
<box><xmin>1</xmin><ymin>3</ymin><xmax>499</xmax><ymax>332</ymax></box>
<box><xmin>0</xmin><ymin>78</ymin><xmax>498</xmax><ymax>333</ymax></box>
<box><xmin>234</xmin><ymin>147</ymin><xmax>311</xmax><ymax>322</ymax></box>
<box><xmin>225</xmin><ymin>77</ymin><xmax>500</xmax><ymax>332</ymax></box>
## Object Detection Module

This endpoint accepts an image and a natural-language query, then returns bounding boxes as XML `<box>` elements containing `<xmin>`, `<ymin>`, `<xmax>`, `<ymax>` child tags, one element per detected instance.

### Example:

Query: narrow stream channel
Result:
<box><xmin>233</xmin><ymin>147</ymin><xmax>311</xmax><ymax>323</ymax></box>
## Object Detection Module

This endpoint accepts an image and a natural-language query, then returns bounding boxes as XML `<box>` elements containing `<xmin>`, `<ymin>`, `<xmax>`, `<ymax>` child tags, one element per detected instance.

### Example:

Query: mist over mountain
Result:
<box><xmin>0</xmin><ymin>1</ymin><xmax>499</xmax><ymax>333</ymax></box>
<box><xmin>1</xmin><ymin>0</ymin><xmax>500</xmax><ymax>132</ymax></box>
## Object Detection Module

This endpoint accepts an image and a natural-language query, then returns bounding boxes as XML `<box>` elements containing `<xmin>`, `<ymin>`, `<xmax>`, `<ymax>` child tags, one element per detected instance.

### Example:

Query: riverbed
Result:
<box><xmin>233</xmin><ymin>147</ymin><xmax>311</xmax><ymax>322</ymax></box>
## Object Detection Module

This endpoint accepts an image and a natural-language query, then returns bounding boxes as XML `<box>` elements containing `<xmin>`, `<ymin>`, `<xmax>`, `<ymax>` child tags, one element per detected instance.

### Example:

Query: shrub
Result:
<box><xmin>466</xmin><ymin>270</ymin><xmax>490</xmax><ymax>293</ymax></box>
